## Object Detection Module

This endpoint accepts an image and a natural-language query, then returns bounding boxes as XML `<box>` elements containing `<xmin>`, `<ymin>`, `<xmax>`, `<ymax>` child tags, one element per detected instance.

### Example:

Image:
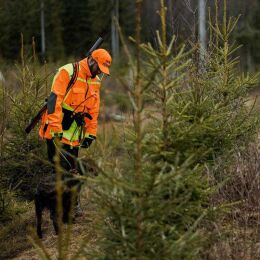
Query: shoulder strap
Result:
<box><xmin>65</xmin><ymin>62</ymin><xmax>79</xmax><ymax>95</ymax></box>
<box><xmin>63</xmin><ymin>62</ymin><xmax>79</xmax><ymax>102</ymax></box>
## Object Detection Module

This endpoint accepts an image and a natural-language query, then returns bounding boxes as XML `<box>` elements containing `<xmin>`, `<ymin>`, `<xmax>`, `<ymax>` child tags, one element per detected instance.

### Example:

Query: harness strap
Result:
<box><xmin>64</xmin><ymin>62</ymin><xmax>79</xmax><ymax>102</ymax></box>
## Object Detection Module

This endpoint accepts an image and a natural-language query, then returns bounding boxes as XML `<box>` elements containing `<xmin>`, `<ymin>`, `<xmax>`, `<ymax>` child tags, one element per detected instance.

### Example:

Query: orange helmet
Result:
<box><xmin>92</xmin><ymin>49</ymin><xmax>112</xmax><ymax>75</ymax></box>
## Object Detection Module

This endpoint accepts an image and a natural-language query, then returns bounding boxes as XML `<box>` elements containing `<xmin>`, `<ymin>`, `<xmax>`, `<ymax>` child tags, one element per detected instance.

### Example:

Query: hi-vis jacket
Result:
<box><xmin>39</xmin><ymin>58</ymin><xmax>101</xmax><ymax>146</ymax></box>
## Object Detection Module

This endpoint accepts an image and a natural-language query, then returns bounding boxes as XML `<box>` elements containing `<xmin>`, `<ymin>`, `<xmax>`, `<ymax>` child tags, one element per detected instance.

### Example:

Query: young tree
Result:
<box><xmin>85</xmin><ymin>1</ymin><xmax>214</xmax><ymax>258</ymax></box>
<box><xmin>1</xmin><ymin>35</ymin><xmax>51</xmax><ymax>199</ymax></box>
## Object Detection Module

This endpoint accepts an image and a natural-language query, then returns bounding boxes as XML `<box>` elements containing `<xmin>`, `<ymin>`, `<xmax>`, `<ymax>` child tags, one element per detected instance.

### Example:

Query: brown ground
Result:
<box><xmin>1</xmin><ymin>89</ymin><xmax>260</xmax><ymax>259</ymax></box>
<box><xmin>2</xmin><ymin>188</ymin><xmax>98</xmax><ymax>260</ymax></box>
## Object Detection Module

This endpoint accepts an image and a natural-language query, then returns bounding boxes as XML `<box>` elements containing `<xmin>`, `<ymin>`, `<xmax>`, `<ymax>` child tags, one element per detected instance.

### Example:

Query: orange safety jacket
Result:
<box><xmin>39</xmin><ymin>58</ymin><xmax>101</xmax><ymax>146</ymax></box>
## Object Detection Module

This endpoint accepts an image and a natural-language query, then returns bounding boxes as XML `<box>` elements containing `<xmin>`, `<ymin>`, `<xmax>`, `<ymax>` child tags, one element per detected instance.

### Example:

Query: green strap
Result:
<box><xmin>62</xmin><ymin>102</ymin><xmax>73</xmax><ymax>111</ymax></box>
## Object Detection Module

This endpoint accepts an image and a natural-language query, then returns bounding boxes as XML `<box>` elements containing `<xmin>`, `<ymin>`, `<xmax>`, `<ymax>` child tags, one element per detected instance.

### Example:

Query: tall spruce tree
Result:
<box><xmin>44</xmin><ymin>0</ymin><xmax>65</xmax><ymax>61</ymax></box>
<box><xmin>0</xmin><ymin>0</ymin><xmax>40</xmax><ymax>60</ymax></box>
<box><xmin>85</xmin><ymin>1</ymin><xmax>213</xmax><ymax>258</ymax></box>
<box><xmin>86</xmin><ymin>0</ymin><xmax>135</xmax><ymax>52</ymax></box>
<box><xmin>61</xmin><ymin>0</ymin><xmax>91</xmax><ymax>57</ymax></box>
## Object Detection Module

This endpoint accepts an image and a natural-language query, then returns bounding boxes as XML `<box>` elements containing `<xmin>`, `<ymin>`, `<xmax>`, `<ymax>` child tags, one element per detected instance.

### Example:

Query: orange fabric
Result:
<box><xmin>92</xmin><ymin>49</ymin><xmax>112</xmax><ymax>75</ymax></box>
<box><xmin>39</xmin><ymin>58</ymin><xmax>101</xmax><ymax>146</ymax></box>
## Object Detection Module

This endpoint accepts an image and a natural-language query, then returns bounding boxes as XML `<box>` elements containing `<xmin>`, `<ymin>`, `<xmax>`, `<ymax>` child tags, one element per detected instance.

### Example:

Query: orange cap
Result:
<box><xmin>92</xmin><ymin>49</ymin><xmax>112</xmax><ymax>75</ymax></box>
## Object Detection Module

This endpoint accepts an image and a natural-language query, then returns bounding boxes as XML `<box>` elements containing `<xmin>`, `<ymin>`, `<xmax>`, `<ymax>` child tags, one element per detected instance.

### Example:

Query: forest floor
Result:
<box><xmin>1</xmin><ymin>89</ymin><xmax>260</xmax><ymax>259</ymax></box>
<box><xmin>1</xmin><ymin>187</ymin><xmax>98</xmax><ymax>260</ymax></box>
<box><xmin>2</xmin><ymin>175</ymin><xmax>259</xmax><ymax>259</ymax></box>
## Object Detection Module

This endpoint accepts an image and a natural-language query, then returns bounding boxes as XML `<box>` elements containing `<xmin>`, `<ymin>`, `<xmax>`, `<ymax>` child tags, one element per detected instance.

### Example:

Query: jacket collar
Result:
<box><xmin>79</xmin><ymin>58</ymin><xmax>92</xmax><ymax>78</ymax></box>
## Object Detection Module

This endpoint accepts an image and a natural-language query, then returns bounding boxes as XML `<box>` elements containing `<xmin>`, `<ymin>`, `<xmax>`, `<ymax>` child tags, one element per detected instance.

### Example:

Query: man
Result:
<box><xmin>38</xmin><ymin>49</ymin><xmax>112</xmax><ymax>213</ymax></box>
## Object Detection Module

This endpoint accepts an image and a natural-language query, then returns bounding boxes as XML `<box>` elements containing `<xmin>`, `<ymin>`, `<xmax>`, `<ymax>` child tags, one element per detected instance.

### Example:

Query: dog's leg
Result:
<box><xmin>53</xmin><ymin>216</ymin><xmax>59</xmax><ymax>235</ymax></box>
<box><xmin>51</xmin><ymin>211</ymin><xmax>59</xmax><ymax>235</ymax></box>
<box><xmin>74</xmin><ymin>184</ymin><xmax>83</xmax><ymax>218</ymax></box>
<box><xmin>35</xmin><ymin>196</ymin><xmax>43</xmax><ymax>238</ymax></box>
<box><xmin>50</xmin><ymin>206</ymin><xmax>59</xmax><ymax>235</ymax></box>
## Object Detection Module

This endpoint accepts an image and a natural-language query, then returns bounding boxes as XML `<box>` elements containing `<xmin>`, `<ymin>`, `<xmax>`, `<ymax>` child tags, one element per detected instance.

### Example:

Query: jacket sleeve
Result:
<box><xmin>47</xmin><ymin>69</ymin><xmax>70</xmax><ymax>133</ymax></box>
<box><xmin>84</xmin><ymin>92</ymin><xmax>100</xmax><ymax>137</ymax></box>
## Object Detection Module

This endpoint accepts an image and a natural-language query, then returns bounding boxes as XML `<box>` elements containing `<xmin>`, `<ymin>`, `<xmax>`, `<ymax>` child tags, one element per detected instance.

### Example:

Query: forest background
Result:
<box><xmin>0</xmin><ymin>0</ymin><xmax>259</xmax><ymax>259</ymax></box>
<box><xmin>0</xmin><ymin>0</ymin><xmax>259</xmax><ymax>69</ymax></box>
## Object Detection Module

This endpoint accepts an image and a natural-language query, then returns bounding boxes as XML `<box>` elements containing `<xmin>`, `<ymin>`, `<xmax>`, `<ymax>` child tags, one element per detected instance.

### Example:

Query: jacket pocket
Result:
<box><xmin>70</xmin><ymin>87</ymin><xmax>86</xmax><ymax>106</ymax></box>
<box><xmin>85</xmin><ymin>89</ymin><xmax>98</xmax><ymax>109</ymax></box>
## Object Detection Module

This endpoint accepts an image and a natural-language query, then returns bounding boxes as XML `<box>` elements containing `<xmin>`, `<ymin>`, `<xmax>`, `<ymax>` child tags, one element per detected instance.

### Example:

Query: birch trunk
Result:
<box><xmin>111</xmin><ymin>0</ymin><xmax>119</xmax><ymax>60</ymax></box>
<box><xmin>198</xmin><ymin>0</ymin><xmax>206</xmax><ymax>62</ymax></box>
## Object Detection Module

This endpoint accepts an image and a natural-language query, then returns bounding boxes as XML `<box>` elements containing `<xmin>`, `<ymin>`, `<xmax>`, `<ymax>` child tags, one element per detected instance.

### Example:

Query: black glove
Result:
<box><xmin>81</xmin><ymin>135</ymin><xmax>96</xmax><ymax>148</ymax></box>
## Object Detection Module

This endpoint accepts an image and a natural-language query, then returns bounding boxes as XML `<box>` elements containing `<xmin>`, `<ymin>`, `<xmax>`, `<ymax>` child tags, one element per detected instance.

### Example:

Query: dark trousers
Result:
<box><xmin>46</xmin><ymin>139</ymin><xmax>79</xmax><ymax>172</ymax></box>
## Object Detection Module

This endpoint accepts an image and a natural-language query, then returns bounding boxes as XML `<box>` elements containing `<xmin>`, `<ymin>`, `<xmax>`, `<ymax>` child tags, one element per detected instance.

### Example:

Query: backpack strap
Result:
<box><xmin>66</xmin><ymin>62</ymin><xmax>79</xmax><ymax>94</ymax></box>
<box><xmin>64</xmin><ymin>62</ymin><xmax>79</xmax><ymax>101</ymax></box>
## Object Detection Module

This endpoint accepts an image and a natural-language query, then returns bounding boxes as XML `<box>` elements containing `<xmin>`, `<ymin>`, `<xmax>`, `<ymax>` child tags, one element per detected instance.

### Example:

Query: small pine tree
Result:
<box><xmin>1</xmin><ymin>35</ymin><xmax>52</xmax><ymax>199</ymax></box>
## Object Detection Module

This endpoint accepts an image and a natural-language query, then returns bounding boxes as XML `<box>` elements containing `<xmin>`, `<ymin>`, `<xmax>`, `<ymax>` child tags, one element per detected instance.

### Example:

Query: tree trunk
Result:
<box><xmin>111</xmin><ymin>0</ymin><xmax>119</xmax><ymax>60</ymax></box>
<box><xmin>40</xmin><ymin>0</ymin><xmax>46</xmax><ymax>59</ymax></box>
<box><xmin>198</xmin><ymin>0</ymin><xmax>206</xmax><ymax>62</ymax></box>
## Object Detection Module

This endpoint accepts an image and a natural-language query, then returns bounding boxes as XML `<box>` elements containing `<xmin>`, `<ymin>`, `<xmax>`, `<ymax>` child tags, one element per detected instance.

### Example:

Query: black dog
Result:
<box><xmin>35</xmin><ymin>171</ymin><xmax>81</xmax><ymax>238</ymax></box>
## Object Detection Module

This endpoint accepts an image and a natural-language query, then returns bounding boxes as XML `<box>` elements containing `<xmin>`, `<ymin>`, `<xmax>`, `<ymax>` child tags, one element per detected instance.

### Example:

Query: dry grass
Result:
<box><xmin>1</xmin><ymin>187</ymin><xmax>98</xmax><ymax>260</ymax></box>
<box><xmin>208</xmin><ymin>142</ymin><xmax>260</xmax><ymax>259</ymax></box>
<box><xmin>0</xmin><ymin>206</ymin><xmax>34</xmax><ymax>259</ymax></box>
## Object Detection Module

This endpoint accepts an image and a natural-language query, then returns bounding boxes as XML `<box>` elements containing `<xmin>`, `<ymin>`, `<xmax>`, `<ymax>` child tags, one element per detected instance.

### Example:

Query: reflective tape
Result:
<box><xmin>77</xmin><ymin>77</ymin><xmax>86</xmax><ymax>82</ymax></box>
<box><xmin>62</xmin><ymin>121</ymin><xmax>85</xmax><ymax>142</ymax></box>
<box><xmin>62</xmin><ymin>102</ymin><xmax>74</xmax><ymax>111</ymax></box>
<box><xmin>87</xmin><ymin>80</ymin><xmax>101</xmax><ymax>85</ymax></box>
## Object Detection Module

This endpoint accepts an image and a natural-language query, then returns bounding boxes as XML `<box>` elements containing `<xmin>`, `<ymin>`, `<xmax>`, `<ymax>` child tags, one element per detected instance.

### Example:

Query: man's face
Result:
<box><xmin>88</xmin><ymin>57</ymin><xmax>101</xmax><ymax>78</ymax></box>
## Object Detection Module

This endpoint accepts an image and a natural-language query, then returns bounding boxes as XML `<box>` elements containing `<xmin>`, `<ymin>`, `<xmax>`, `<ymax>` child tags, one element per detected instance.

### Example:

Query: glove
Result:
<box><xmin>51</xmin><ymin>131</ymin><xmax>63</xmax><ymax>140</ymax></box>
<box><xmin>81</xmin><ymin>135</ymin><xmax>96</xmax><ymax>148</ymax></box>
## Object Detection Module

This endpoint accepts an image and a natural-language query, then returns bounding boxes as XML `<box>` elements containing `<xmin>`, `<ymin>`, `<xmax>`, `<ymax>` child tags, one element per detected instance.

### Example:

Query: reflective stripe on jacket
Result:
<box><xmin>39</xmin><ymin>58</ymin><xmax>101</xmax><ymax>146</ymax></box>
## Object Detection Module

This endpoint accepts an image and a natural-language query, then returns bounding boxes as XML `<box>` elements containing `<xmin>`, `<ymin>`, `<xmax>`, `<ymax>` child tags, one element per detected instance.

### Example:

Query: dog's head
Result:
<box><xmin>78</xmin><ymin>158</ymin><xmax>101</xmax><ymax>177</ymax></box>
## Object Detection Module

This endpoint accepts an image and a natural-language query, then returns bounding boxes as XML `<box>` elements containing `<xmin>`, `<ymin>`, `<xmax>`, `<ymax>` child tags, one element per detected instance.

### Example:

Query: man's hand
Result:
<box><xmin>81</xmin><ymin>135</ymin><xmax>96</xmax><ymax>148</ymax></box>
<box><xmin>51</xmin><ymin>131</ymin><xmax>63</xmax><ymax>140</ymax></box>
